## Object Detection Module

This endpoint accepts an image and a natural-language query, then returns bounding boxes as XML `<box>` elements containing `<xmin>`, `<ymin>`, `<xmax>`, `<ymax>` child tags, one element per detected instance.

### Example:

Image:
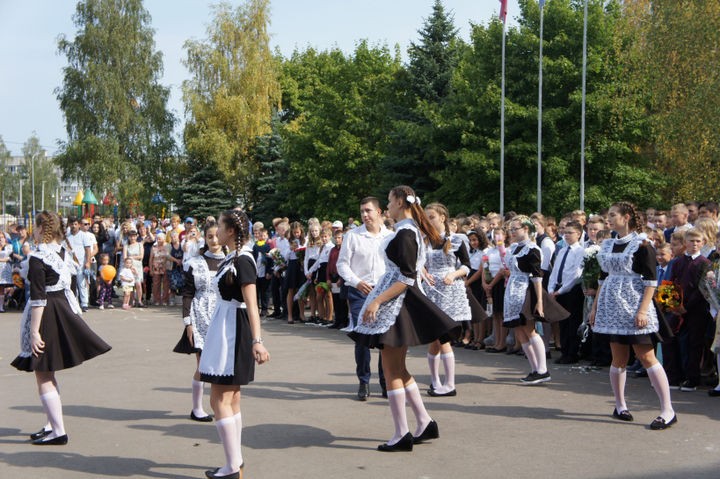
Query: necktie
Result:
<box><xmin>658</xmin><ymin>268</ymin><xmax>665</xmax><ymax>281</ymax></box>
<box><xmin>556</xmin><ymin>246</ymin><xmax>571</xmax><ymax>291</ymax></box>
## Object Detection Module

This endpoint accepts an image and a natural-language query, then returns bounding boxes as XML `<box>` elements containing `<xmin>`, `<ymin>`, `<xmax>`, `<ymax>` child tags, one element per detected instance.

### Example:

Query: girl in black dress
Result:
<box><xmin>11</xmin><ymin>211</ymin><xmax>111</xmax><ymax>445</ymax></box>
<box><xmin>349</xmin><ymin>186</ymin><xmax>461</xmax><ymax>452</ymax></box>
<box><xmin>198</xmin><ymin>210</ymin><xmax>270</xmax><ymax>479</ymax></box>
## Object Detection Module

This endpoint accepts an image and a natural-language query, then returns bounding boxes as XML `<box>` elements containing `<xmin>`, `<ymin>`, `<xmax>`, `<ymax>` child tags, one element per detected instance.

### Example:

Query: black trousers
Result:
<box><xmin>556</xmin><ymin>284</ymin><xmax>585</xmax><ymax>360</ymax></box>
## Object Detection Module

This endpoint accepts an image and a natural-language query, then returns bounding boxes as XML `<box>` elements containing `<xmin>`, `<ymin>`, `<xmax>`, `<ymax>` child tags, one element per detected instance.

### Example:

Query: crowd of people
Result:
<box><xmin>5</xmin><ymin>195</ymin><xmax>720</xmax><ymax>473</ymax></box>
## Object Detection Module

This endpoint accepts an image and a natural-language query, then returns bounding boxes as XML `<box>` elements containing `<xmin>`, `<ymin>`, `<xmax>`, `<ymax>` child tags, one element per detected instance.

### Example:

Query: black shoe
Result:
<box><xmin>81</xmin><ymin>306</ymin><xmax>89</xmax><ymax>313</ymax></box>
<box><xmin>190</xmin><ymin>411</ymin><xmax>213</xmax><ymax>422</ymax></box>
<box><xmin>357</xmin><ymin>383</ymin><xmax>370</xmax><ymax>401</ymax></box>
<box><xmin>29</xmin><ymin>428</ymin><xmax>52</xmax><ymax>440</ymax></box>
<box><xmin>381</xmin><ymin>388</ymin><xmax>388</xmax><ymax>399</ymax></box>
<box><xmin>555</xmin><ymin>356</ymin><xmax>579</xmax><ymax>365</ymax></box>
<box><xmin>377</xmin><ymin>432</ymin><xmax>413</xmax><ymax>452</ymax></box>
<box><xmin>427</xmin><ymin>388</ymin><xmax>457</xmax><ymax>397</ymax></box>
<box><xmin>32</xmin><ymin>434</ymin><xmax>68</xmax><ymax>445</ymax></box>
<box><xmin>612</xmin><ymin>408</ymin><xmax>634</xmax><ymax>422</ymax></box>
<box><xmin>413</xmin><ymin>420</ymin><xmax>439</xmax><ymax>444</ymax></box>
<box><xmin>327</xmin><ymin>322</ymin><xmax>340</xmax><ymax>329</ymax></box>
<box><xmin>708</xmin><ymin>389</ymin><xmax>720</xmax><ymax>397</ymax></box>
<box><xmin>204</xmin><ymin>468</ymin><xmax>240</xmax><ymax>479</ymax></box>
<box><xmin>521</xmin><ymin>371</ymin><xmax>551</xmax><ymax>385</ymax></box>
<box><xmin>680</xmin><ymin>380</ymin><xmax>697</xmax><ymax>392</ymax></box>
<box><xmin>650</xmin><ymin>415</ymin><xmax>677</xmax><ymax>430</ymax></box>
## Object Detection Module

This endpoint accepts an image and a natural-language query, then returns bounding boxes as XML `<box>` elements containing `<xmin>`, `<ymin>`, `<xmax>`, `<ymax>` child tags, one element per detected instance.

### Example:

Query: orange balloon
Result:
<box><xmin>100</xmin><ymin>265</ymin><xmax>116</xmax><ymax>283</ymax></box>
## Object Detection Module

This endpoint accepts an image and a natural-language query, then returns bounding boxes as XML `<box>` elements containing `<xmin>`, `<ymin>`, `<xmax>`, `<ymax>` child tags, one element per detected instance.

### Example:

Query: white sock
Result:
<box><xmin>437</xmin><ymin>352</ymin><xmax>456</xmax><ymax>393</ymax></box>
<box><xmin>191</xmin><ymin>380</ymin><xmax>209</xmax><ymax>418</ymax></box>
<box><xmin>609</xmin><ymin>366</ymin><xmax>628</xmax><ymax>412</ymax></box>
<box><xmin>404</xmin><ymin>381</ymin><xmax>432</xmax><ymax>437</ymax></box>
<box><xmin>530</xmin><ymin>334</ymin><xmax>547</xmax><ymax>374</ymax></box>
<box><xmin>40</xmin><ymin>391</ymin><xmax>65</xmax><ymax>439</ymax></box>
<box><xmin>521</xmin><ymin>341</ymin><xmax>538</xmax><ymax>373</ymax></box>
<box><xmin>646</xmin><ymin>363</ymin><xmax>675</xmax><ymax>422</ymax></box>
<box><xmin>234</xmin><ymin>412</ymin><xmax>243</xmax><ymax>467</ymax></box>
<box><xmin>215</xmin><ymin>416</ymin><xmax>242</xmax><ymax>475</ymax></box>
<box><xmin>427</xmin><ymin>353</ymin><xmax>441</xmax><ymax>389</ymax></box>
<box><xmin>386</xmin><ymin>388</ymin><xmax>409</xmax><ymax>445</ymax></box>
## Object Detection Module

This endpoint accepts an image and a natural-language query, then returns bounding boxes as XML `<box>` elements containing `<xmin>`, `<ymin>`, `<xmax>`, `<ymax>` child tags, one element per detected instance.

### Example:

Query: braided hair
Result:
<box><xmin>35</xmin><ymin>211</ymin><xmax>64</xmax><ymax>244</ymax></box>
<box><xmin>612</xmin><ymin>201</ymin><xmax>643</xmax><ymax>233</ymax></box>
<box><xmin>389</xmin><ymin>185</ymin><xmax>443</xmax><ymax>248</ymax></box>
<box><xmin>221</xmin><ymin>209</ymin><xmax>251</xmax><ymax>253</ymax></box>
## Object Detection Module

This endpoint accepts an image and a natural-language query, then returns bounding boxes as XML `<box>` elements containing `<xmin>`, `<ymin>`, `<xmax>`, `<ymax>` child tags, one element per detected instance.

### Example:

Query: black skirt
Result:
<box><xmin>490</xmin><ymin>281</ymin><xmax>505</xmax><ymax>313</ymax></box>
<box><xmin>348</xmin><ymin>284</ymin><xmax>462</xmax><ymax>349</ymax></box>
<box><xmin>504</xmin><ymin>287</ymin><xmax>570</xmax><ymax>329</ymax></box>
<box><xmin>285</xmin><ymin>259</ymin><xmax>304</xmax><ymax>290</ymax></box>
<box><xmin>11</xmin><ymin>291</ymin><xmax>111</xmax><ymax>372</ymax></box>
<box><xmin>173</xmin><ymin>329</ymin><xmax>201</xmax><ymax>354</ymax></box>
<box><xmin>467</xmin><ymin>286</ymin><xmax>488</xmax><ymax>325</ymax></box>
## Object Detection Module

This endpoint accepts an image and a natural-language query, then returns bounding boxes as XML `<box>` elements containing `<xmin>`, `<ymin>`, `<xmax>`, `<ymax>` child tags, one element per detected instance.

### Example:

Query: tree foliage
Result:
<box><xmin>175</xmin><ymin>162</ymin><xmax>234</xmax><ymax>220</ymax></box>
<box><xmin>182</xmin><ymin>0</ymin><xmax>281</xmax><ymax>203</ymax></box>
<box><xmin>55</xmin><ymin>0</ymin><xmax>176</xmax><ymax>204</ymax></box>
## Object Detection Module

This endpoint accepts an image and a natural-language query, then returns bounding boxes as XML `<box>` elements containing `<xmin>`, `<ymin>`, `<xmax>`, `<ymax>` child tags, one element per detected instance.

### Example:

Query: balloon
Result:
<box><xmin>100</xmin><ymin>265</ymin><xmax>116</xmax><ymax>283</ymax></box>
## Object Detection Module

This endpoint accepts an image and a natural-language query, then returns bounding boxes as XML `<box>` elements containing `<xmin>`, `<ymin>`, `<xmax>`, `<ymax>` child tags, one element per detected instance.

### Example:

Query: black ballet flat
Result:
<box><xmin>612</xmin><ymin>408</ymin><xmax>634</xmax><ymax>422</ymax></box>
<box><xmin>32</xmin><ymin>434</ymin><xmax>68</xmax><ymax>446</ymax></box>
<box><xmin>30</xmin><ymin>428</ymin><xmax>52</xmax><ymax>440</ymax></box>
<box><xmin>204</xmin><ymin>464</ymin><xmax>243</xmax><ymax>479</ymax></box>
<box><xmin>427</xmin><ymin>388</ymin><xmax>457</xmax><ymax>397</ymax></box>
<box><xmin>377</xmin><ymin>432</ymin><xmax>413</xmax><ymax>452</ymax></box>
<box><xmin>190</xmin><ymin>411</ymin><xmax>213</xmax><ymax>422</ymax></box>
<box><xmin>413</xmin><ymin>420</ymin><xmax>439</xmax><ymax>444</ymax></box>
<box><xmin>650</xmin><ymin>415</ymin><xmax>677</xmax><ymax>430</ymax></box>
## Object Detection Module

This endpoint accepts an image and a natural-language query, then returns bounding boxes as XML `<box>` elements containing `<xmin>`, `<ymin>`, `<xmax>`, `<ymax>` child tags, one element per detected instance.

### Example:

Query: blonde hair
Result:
<box><xmin>693</xmin><ymin>218</ymin><xmax>718</xmax><ymax>245</ymax></box>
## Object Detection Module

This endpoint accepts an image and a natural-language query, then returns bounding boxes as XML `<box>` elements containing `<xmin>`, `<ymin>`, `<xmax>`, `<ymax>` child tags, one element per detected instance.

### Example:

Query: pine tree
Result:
<box><xmin>176</xmin><ymin>163</ymin><xmax>234</xmax><ymax>220</ymax></box>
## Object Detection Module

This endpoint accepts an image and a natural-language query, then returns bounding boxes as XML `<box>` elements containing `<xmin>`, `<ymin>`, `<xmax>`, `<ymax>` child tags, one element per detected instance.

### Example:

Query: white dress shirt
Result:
<box><xmin>547</xmin><ymin>242</ymin><xmax>585</xmax><ymax>295</ymax></box>
<box><xmin>336</xmin><ymin>224</ymin><xmax>393</xmax><ymax>288</ymax></box>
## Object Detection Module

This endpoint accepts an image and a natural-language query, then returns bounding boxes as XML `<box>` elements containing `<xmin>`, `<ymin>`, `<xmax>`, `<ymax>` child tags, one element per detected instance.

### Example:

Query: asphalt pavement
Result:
<box><xmin>1</xmin><ymin>305</ymin><xmax>719</xmax><ymax>479</ymax></box>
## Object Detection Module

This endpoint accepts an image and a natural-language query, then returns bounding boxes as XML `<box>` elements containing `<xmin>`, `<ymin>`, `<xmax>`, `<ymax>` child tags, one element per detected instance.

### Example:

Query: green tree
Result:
<box><xmin>381</xmin><ymin>0</ymin><xmax>461</xmax><ymax>197</ymax></box>
<box><xmin>183</xmin><ymin>0</ymin><xmax>280</xmax><ymax>203</ymax></box>
<box><xmin>618</xmin><ymin>0</ymin><xmax>720</xmax><ymax>202</ymax></box>
<box><xmin>55</xmin><ymin>0</ymin><xmax>176</xmax><ymax>204</ymax></box>
<box><xmin>249</xmin><ymin>114</ymin><xmax>289</xmax><ymax>224</ymax></box>
<box><xmin>278</xmin><ymin>42</ymin><xmax>401</xmax><ymax>218</ymax></box>
<box><xmin>434</xmin><ymin>0</ymin><xmax>663</xmax><ymax>216</ymax></box>
<box><xmin>21</xmin><ymin>135</ymin><xmax>60</xmax><ymax>217</ymax></box>
<box><xmin>0</xmin><ymin>136</ymin><xmax>16</xmax><ymax>215</ymax></box>
<box><xmin>175</xmin><ymin>162</ymin><xmax>235</xmax><ymax>220</ymax></box>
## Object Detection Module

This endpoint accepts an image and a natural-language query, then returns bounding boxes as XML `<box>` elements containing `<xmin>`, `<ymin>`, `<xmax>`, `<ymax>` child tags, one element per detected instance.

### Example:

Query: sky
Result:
<box><xmin>0</xmin><ymin>0</ymin><xmax>521</xmax><ymax>156</ymax></box>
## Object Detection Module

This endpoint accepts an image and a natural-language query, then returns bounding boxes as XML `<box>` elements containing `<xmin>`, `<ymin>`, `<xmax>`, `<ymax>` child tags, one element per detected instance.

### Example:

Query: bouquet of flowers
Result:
<box><xmin>700</xmin><ymin>259</ymin><xmax>720</xmax><ymax>312</ymax></box>
<box><xmin>268</xmin><ymin>248</ymin><xmax>286</xmax><ymax>269</ymax></box>
<box><xmin>482</xmin><ymin>255</ymin><xmax>493</xmax><ymax>283</ymax></box>
<box><xmin>315</xmin><ymin>281</ymin><xmax>330</xmax><ymax>294</ymax></box>
<box><xmin>581</xmin><ymin>245</ymin><xmax>601</xmax><ymax>291</ymax></box>
<box><xmin>294</xmin><ymin>246</ymin><xmax>306</xmax><ymax>265</ymax></box>
<box><xmin>655</xmin><ymin>280</ymin><xmax>683</xmax><ymax>312</ymax></box>
<box><xmin>293</xmin><ymin>279</ymin><xmax>312</xmax><ymax>301</ymax></box>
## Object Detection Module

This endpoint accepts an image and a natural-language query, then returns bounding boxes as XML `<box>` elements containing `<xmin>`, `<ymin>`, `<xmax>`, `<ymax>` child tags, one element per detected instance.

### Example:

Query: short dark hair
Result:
<box><xmin>360</xmin><ymin>196</ymin><xmax>381</xmax><ymax>210</ymax></box>
<box><xmin>564</xmin><ymin>220</ymin><xmax>584</xmax><ymax>234</ymax></box>
<box><xmin>699</xmin><ymin>201</ymin><xmax>719</xmax><ymax>214</ymax></box>
<box><xmin>68</xmin><ymin>216</ymin><xmax>79</xmax><ymax>224</ymax></box>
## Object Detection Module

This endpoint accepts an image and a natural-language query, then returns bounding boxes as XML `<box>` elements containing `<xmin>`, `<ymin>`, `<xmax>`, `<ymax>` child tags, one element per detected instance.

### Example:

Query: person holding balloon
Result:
<box><xmin>97</xmin><ymin>253</ymin><xmax>116</xmax><ymax>309</ymax></box>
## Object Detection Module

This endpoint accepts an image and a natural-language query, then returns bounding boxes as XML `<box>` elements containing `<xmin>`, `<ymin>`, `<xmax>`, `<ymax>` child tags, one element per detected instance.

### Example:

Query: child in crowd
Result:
<box><xmin>326</xmin><ymin>228</ymin><xmax>347</xmax><ymax>329</ymax></box>
<box><xmin>97</xmin><ymin>254</ymin><xmax>115</xmax><ymax>310</ymax></box>
<box><xmin>484</xmin><ymin>226</ymin><xmax>509</xmax><ymax>352</ymax></box>
<box><xmin>664</xmin><ymin>228</ymin><xmax>712</xmax><ymax>391</ymax></box>
<box><xmin>308</xmin><ymin>227</ymin><xmax>334</xmax><ymax>325</ymax></box>
<box><xmin>119</xmin><ymin>257</ymin><xmax>137</xmax><ymax>310</ymax></box>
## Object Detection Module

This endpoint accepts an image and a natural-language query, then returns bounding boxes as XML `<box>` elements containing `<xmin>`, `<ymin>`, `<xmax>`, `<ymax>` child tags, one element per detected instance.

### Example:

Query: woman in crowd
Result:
<box><xmin>423</xmin><ymin>203</ymin><xmax>472</xmax><ymax>397</ymax></box>
<box><xmin>138</xmin><ymin>222</ymin><xmax>155</xmax><ymax>304</ymax></box>
<box><xmin>284</xmin><ymin>222</ymin><xmax>306</xmax><ymax>324</ymax></box>
<box><xmin>589</xmin><ymin>202</ymin><xmax>676</xmax><ymax>429</ymax></box>
<box><xmin>11</xmin><ymin>211</ymin><xmax>111</xmax><ymax>445</ymax></box>
<box><xmin>349</xmin><ymin>186</ymin><xmax>461</xmax><ymax>452</ymax></box>
<box><xmin>465</xmin><ymin>230</ymin><xmax>491</xmax><ymax>350</ymax></box>
<box><xmin>149</xmin><ymin>233</ymin><xmax>171</xmax><ymax>306</ymax></box>
<box><xmin>484</xmin><ymin>226</ymin><xmax>509</xmax><ymax>352</ymax></box>
<box><xmin>174</xmin><ymin>223</ymin><xmax>226</xmax><ymax>422</ymax></box>
<box><xmin>198</xmin><ymin>210</ymin><xmax>270</xmax><ymax>478</ymax></box>
<box><xmin>503</xmin><ymin>215</ymin><xmax>568</xmax><ymax>385</ymax></box>
<box><xmin>168</xmin><ymin>231</ymin><xmax>184</xmax><ymax>306</ymax></box>
<box><xmin>122</xmin><ymin>228</ymin><xmax>146</xmax><ymax>308</ymax></box>
<box><xmin>303</xmin><ymin>223</ymin><xmax>322</xmax><ymax>322</ymax></box>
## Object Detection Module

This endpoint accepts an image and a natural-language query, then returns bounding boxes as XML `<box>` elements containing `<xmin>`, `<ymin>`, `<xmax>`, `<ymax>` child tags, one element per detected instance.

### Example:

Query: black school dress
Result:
<box><xmin>11</xmin><ymin>243</ymin><xmax>111</xmax><ymax>372</ymax></box>
<box><xmin>198</xmin><ymin>249</ymin><xmax>257</xmax><ymax>385</ymax></box>
<box><xmin>349</xmin><ymin>219</ymin><xmax>462</xmax><ymax>348</ymax></box>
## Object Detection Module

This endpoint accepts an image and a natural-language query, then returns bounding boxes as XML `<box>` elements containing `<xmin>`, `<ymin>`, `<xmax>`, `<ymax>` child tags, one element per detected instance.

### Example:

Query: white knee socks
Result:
<box><xmin>404</xmin><ymin>382</ymin><xmax>432</xmax><ymax>437</ymax></box>
<box><xmin>215</xmin><ymin>416</ymin><xmax>242</xmax><ymax>475</ymax></box>
<box><xmin>521</xmin><ymin>341</ymin><xmax>538</xmax><ymax>373</ymax></box>
<box><xmin>436</xmin><ymin>352</ymin><xmax>456</xmax><ymax>394</ymax></box>
<box><xmin>192</xmin><ymin>380</ymin><xmax>210</xmax><ymax>418</ymax></box>
<box><xmin>530</xmin><ymin>334</ymin><xmax>547</xmax><ymax>374</ymax></box>
<box><xmin>646</xmin><ymin>363</ymin><xmax>675</xmax><ymax>422</ymax></box>
<box><xmin>234</xmin><ymin>412</ymin><xmax>243</xmax><ymax>467</ymax></box>
<box><xmin>386</xmin><ymin>388</ymin><xmax>409</xmax><ymax>445</ymax></box>
<box><xmin>609</xmin><ymin>366</ymin><xmax>628</xmax><ymax>412</ymax></box>
<box><xmin>40</xmin><ymin>391</ymin><xmax>65</xmax><ymax>439</ymax></box>
<box><xmin>427</xmin><ymin>353</ymin><xmax>441</xmax><ymax>390</ymax></box>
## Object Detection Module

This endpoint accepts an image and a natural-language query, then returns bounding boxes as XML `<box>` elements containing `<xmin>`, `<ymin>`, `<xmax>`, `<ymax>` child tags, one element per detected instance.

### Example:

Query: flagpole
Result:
<box><xmin>500</xmin><ymin>11</ymin><xmax>506</xmax><ymax>217</ymax></box>
<box><xmin>580</xmin><ymin>0</ymin><xmax>588</xmax><ymax>211</ymax></box>
<box><xmin>537</xmin><ymin>1</ymin><xmax>545</xmax><ymax>213</ymax></box>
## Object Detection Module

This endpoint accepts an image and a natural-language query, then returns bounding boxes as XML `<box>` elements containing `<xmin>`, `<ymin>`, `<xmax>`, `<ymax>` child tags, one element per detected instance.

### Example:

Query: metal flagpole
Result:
<box><xmin>580</xmin><ymin>0</ymin><xmax>588</xmax><ymax>211</ymax></box>
<box><xmin>537</xmin><ymin>0</ymin><xmax>545</xmax><ymax>213</ymax></box>
<box><xmin>500</xmin><ymin>4</ymin><xmax>507</xmax><ymax>217</ymax></box>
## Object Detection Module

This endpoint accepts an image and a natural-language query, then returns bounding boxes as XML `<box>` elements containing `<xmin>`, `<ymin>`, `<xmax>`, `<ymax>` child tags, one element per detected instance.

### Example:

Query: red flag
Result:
<box><xmin>499</xmin><ymin>0</ymin><xmax>508</xmax><ymax>23</ymax></box>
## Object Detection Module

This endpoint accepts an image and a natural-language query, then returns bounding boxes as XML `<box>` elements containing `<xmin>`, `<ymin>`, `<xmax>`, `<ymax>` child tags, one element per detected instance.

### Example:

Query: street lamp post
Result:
<box><xmin>19</xmin><ymin>178</ymin><xmax>23</xmax><ymax>226</ymax></box>
<box><xmin>31</xmin><ymin>153</ymin><xmax>37</xmax><ymax>226</ymax></box>
<box><xmin>41</xmin><ymin>181</ymin><xmax>46</xmax><ymax>211</ymax></box>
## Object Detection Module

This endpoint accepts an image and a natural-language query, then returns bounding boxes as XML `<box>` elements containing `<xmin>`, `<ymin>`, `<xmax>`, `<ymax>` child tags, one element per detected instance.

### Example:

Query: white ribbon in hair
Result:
<box><xmin>406</xmin><ymin>195</ymin><xmax>422</xmax><ymax>206</ymax></box>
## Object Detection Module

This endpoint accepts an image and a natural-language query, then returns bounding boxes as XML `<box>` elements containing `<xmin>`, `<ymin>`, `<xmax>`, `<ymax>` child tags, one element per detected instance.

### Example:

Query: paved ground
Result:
<box><xmin>1</xmin><ymin>305</ymin><xmax>719</xmax><ymax>479</ymax></box>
